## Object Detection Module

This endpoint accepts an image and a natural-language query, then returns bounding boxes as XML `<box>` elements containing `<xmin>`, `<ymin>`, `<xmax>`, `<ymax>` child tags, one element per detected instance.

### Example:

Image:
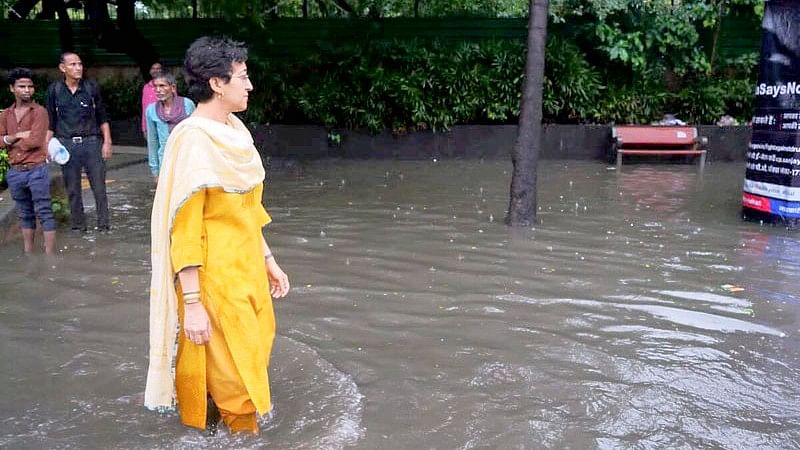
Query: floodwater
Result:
<box><xmin>1</xmin><ymin>160</ymin><xmax>800</xmax><ymax>449</ymax></box>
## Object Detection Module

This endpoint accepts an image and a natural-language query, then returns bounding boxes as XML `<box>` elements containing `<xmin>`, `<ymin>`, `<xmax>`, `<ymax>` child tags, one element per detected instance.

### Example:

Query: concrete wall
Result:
<box><xmin>111</xmin><ymin>119</ymin><xmax>751</xmax><ymax>161</ymax></box>
<box><xmin>697</xmin><ymin>125</ymin><xmax>752</xmax><ymax>161</ymax></box>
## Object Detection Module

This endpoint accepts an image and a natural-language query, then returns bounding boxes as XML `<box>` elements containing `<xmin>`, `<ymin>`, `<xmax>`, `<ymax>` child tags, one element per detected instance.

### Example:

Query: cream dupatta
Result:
<box><xmin>145</xmin><ymin>114</ymin><xmax>265</xmax><ymax>410</ymax></box>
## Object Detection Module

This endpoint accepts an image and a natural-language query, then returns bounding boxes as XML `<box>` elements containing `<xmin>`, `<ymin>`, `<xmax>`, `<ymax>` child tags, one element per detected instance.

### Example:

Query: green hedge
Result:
<box><xmin>0</xmin><ymin>149</ymin><xmax>9</xmax><ymax>186</ymax></box>
<box><xmin>1</xmin><ymin>37</ymin><xmax>756</xmax><ymax>135</ymax></box>
<box><xmin>243</xmin><ymin>38</ymin><xmax>755</xmax><ymax>131</ymax></box>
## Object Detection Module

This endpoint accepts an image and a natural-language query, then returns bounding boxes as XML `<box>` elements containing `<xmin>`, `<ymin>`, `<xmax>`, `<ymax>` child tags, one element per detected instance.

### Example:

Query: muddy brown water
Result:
<box><xmin>1</xmin><ymin>160</ymin><xmax>799</xmax><ymax>449</ymax></box>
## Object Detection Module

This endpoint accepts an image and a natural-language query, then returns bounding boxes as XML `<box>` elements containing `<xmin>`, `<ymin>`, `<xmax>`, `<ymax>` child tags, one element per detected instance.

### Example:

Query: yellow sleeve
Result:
<box><xmin>258</xmin><ymin>185</ymin><xmax>272</xmax><ymax>227</ymax></box>
<box><xmin>170</xmin><ymin>190</ymin><xmax>206</xmax><ymax>274</ymax></box>
<box><xmin>260</xmin><ymin>204</ymin><xmax>272</xmax><ymax>227</ymax></box>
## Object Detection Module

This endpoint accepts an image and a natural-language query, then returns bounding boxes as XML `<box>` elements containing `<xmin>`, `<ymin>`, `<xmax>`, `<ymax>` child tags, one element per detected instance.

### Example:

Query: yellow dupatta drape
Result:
<box><xmin>145</xmin><ymin>113</ymin><xmax>265</xmax><ymax>411</ymax></box>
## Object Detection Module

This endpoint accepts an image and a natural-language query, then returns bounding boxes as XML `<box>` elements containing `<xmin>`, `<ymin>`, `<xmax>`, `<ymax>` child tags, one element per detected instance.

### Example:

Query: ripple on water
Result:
<box><xmin>275</xmin><ymin>336</ymin><xmax>364</xmax><ymax>450</ymax></box>
<box><xmin>496</xmin><ymin>294</ymin><xmax>784</xmax><ymax>337</ymax></box>
<box><xmin>600</xmin><ymin>325</ymin><xmax>719</xmax><ymax>344</ymax></box>
<box><xmin>485</xmin><ymin>291</ymin><xmax>798</xmax><ymax>449</ymax></box>
<box><xmin>5</xmin><ymin>160</ymin><xmax>800</xmax><ymax>449</ymax></box>
<box><xmin>0</xmin><ymin>336</ymin><xmax>364</xmax><ymax>450</ymax></box>
<box><xmin>656</xmin><ymin>290</ymin><xmax>752</xmax><ymax>308</ymax></box>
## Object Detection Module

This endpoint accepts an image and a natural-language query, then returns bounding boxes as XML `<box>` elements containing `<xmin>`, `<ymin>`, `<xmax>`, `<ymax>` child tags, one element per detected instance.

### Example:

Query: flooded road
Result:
<box><xmin>1</xmin><ymin>160</ymin><xmax>799</xmax><ymax>449</ymax></box>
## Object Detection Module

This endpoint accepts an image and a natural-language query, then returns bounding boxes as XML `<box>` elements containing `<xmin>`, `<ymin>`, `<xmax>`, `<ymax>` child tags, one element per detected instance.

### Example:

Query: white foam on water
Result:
<box><xmin>309</xmin><ymin>355</ymin><xmax>365</xmax><ymax>449</ymax></box>
<box><xmin>496</xmin><ymin>294</ymin><xmax>784</xmax><ymax>337</ymax></box>
<box><xmin>600</xmin><ymin>325</ymin><xmax>719</xmax><ymax>344</ymax></box>
<box><xmin>469</xmin><ymin>361</ymin><xmax>518</xmax><ymax>387</ymax></box>
<box><xmin>707</xmin><ymin>264</ymin><xmax>743</xmax><ymax>272</ymax></box>
<box><xmin>656</xmin><ymin>290</ymin><xmax>752</xmax><ymax>308</ymax></box>
<box><xmin>662</xmin><ymin>263</ymin><xmax>696</xmax><ymax>272</ymax></box>
<box><xmin>618</xmin><ymin>303</ymin><xmax>784</xmax><ymax>337</ymax></box>
<box><xmin>509</xmin><ymin>326</ymin><xmax>541</xmax><ymax>335</ymax></box>
<box><xmin>279</xmin><ymin>336</ymin><xmax>365</xmax><ymax>450</ymax></box>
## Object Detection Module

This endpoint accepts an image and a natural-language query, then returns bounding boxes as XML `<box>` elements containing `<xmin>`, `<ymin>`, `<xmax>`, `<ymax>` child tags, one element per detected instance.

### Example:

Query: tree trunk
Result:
<box><xmin>7</xmin><ymin>0</ymin><xmax>39</xmax><ymax>19</ymax></box>
<box><xmin>506</xmin><ymin>0</ymin><xmax>548</xmax><ymax>227</ymax></box>
<box><xmin>262</xmin><ymin>0</ymin><xmax>279</xmax><ymax>18</ymax></box>
<box><xmin>709</xmin><ymin>3</ymin><xmax>725</xmax><ymax>71</ymax></box>
<box><xmin>85</xmin><ymin>0</ymin><xmax>113</xmax><ymax>41</ymax></box>
<box><xmin>84</xmin><ymin>0</ymin><xmax>158</xmax><ymax>78</ymax></box>
<box><xmin>34</xmin><ymin>0</ymin><xmax>72</xmax><ymax>51</ymax></box>
<box><xmin>331</xmin><ymin>0</ymin><xmax>356</xmax><ymax>16</ymax></box>
<box><xmin>316</xmin><ymin>0</ymin><xmax>328</xmax><ymax>17</ymax></box>
<box><xmin>115</xmin><ymin>0</ymin><xmax>159</xmax><ymax>77</ymax></box>
<box><xmin>39</xmin><ymin>0</ymin><xmax>54</xmax><ymax>18</ymax></box>
<box><xmin>54</xmin><ymin>0</ymin><xmax>74</xmax><ymax>52</ymax></box>
<box><xmin>192</xmin><ymin>0</ymin><xmax>198</xmax><ymax>19</ymax></box>
<box><xmin>302</xmin><ymin>0</ymin><xmax>309</xmax><ymax>18</ymax></box>
<box><xmin>414</xmin><ymin>0</ymin><xmax>421</xmax><ymax>17</ymax></box>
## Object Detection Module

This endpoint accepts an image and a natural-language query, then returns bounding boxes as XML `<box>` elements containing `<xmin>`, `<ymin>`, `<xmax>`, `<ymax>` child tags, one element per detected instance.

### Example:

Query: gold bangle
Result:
<box><xmin>183</xmin><ymin>292</ymin><xmax>201</xmax><ymax>302</ymax></box>
<box><xmin>182</xmin><ymin>290</ymin><xmax>200</xmax><ymax>296</ymax></box>
<box><xmin>184</xmin><ymin>297</ymin><xmax>201</xmax><ymax>305</ymax></box>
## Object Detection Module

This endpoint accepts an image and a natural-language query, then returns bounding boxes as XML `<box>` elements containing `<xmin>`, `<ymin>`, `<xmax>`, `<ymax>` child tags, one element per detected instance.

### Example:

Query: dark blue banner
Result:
<box><xmin>743</xmin><ymin>0</ymin><xmax>800</xmax><ymax>223</ymax></box>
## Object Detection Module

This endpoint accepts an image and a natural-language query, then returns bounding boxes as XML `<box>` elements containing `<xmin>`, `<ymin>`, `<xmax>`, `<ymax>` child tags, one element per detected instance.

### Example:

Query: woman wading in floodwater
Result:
<box><xmin>146</xmin><ymin>36</ymin><xmax>290</xmax><ymax>433</ymax></box>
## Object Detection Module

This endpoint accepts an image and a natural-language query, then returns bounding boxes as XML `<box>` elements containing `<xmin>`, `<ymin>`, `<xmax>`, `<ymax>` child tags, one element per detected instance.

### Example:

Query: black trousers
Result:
<box><xmin>60</xmin><ymin>137</ymin><xmax>109</xmax><ymax>229</ymax></box>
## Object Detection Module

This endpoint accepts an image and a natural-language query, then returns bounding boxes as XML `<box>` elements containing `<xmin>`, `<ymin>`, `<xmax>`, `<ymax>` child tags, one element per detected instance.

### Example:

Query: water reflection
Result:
<box><xmin>1</xmin><ymin>161</ymin><xmax>799</xmax><ymax>449</ymax></box>
<box><xmin>615</xmin><ymin>166</ymin><xmax>702</xmax><ymax>215</ymax></box>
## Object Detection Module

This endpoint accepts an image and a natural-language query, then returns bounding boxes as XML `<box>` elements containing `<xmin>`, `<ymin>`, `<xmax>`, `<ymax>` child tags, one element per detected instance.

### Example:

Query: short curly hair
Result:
<box><xmin>7</xmin><ymin>67</ymin><xmax>33</xmax><ymax>86</ymax></box>
<box><xmin>184</xmin><ymin>36</ymin><xmax>248</xmax><ymax>103</ymax></box>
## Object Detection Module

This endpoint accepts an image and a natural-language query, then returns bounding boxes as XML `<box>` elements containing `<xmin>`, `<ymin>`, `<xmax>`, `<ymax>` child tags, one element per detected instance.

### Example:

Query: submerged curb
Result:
<box><xmin>0</xmin><ymin>149</ymin><xmax>147</xmax><ymax>236</ymax></box>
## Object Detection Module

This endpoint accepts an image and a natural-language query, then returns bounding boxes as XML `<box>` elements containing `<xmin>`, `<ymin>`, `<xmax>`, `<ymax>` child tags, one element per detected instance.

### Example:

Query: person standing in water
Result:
<box><xmin>146</xmin><ymin>36</ymin><xmax>290</xmax><ymax>434</ymax></box>
<box><xmin>0</xmin><ymin>68</ymin><xmax>56</xmax><ymax>254</ymax></box>
<box><xmin>45</xmin><ymin>52</ymin><xmax>113</xmax><ymax>232</ymax></box>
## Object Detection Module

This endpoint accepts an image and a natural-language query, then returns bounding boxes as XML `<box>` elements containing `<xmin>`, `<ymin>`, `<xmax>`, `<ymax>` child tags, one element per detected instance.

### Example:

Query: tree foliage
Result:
<box><xmin>132</xmin><ymin>0</ymin><xmax>531</xmax><ymax>18</ymax></box>
<box><xmin>4</xmin><ymin>0</ymin><xmax>158</xmax><ymax>76</ymax></box>
<box><xmin>550</xmin><ymin>0</ymin><xmax>763</xmax><ymax>76</ymax></box>
<box><xmin>1</xmin><ymin>0</ymin><xmax>762</xmax><ymax>127</ymax></box>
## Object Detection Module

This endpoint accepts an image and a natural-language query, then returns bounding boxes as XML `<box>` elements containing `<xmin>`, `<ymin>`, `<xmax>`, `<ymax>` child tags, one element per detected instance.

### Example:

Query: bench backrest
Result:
<box><xmin>613</xmin><ymin>126</ymin><xmax>697</xmax><ymax>146</ymax></box>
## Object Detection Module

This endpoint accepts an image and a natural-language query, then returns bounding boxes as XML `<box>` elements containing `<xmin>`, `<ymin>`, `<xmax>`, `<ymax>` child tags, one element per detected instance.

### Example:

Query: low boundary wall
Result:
<box><xmin>111</xmin><ymin>120</ymin><xmax>752</xmax><ymax>161</ymax></box>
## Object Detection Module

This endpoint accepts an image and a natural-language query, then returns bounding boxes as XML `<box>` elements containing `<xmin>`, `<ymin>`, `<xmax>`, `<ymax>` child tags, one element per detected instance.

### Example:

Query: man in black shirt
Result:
<box><xmin>46</xmin><ymin>52</ymin><xmax>113</xmax><ymax>232</ymax></box>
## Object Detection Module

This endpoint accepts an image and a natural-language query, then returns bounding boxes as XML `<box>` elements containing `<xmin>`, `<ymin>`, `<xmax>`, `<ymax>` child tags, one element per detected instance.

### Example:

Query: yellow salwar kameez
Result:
<box><xmin>172</xmin><ymin>185</ymin><xmax>275</xmax><ymax>432</ymax></box>
<box><xmin>145</xmin><ymin>113</ymin><xmax>275</xmax><ymax>434</ymax></box>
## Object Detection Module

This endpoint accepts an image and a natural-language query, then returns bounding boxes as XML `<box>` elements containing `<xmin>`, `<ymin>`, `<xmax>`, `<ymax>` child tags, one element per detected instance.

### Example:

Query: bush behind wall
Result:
<box><xmin>1</xmin><ymin>38</ymin><xmax>756</xmax><ymax>133</ymax></box>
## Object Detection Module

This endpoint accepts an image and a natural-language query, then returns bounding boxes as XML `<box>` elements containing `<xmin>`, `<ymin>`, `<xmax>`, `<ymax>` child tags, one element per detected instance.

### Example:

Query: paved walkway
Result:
<box><xmin>0</xmin><ymin>146</ymin><xmax>147</xmax><ymax>232</ymax></box>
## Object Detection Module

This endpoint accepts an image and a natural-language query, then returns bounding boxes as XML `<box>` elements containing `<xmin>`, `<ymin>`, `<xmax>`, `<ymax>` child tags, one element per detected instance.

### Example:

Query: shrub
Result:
<box><xmin>283</xmin><ymin>39</ymin><xmax>530</xmax><ymax>132</ymax></box>
<box><xmin>98</xmin><ymin>78</ymin><xmax>145</xmax><ymax>120</ymax></box>
<box><xmin>592</xmin><ymin>74</ymin><xmax>670</xmax><ymax>124</ymax></box>
<box><xmin>50</xmin><ymin>194</ymin><xmax>70</xmax><ymax>225</ymax></box>
<box><xmin>1</xmin><ymin>36</ymin><xmax>757</xmax><ymax>130</ymax></box>
<box><xmin>0</xmin><ymin>149</ymin><xmax>9</xmax><ymax>187</ymax></box>
<box><xmin>543</xmin><ymin>37</ymin><xmax>603</xmax><ymax>122</ymax></box>
<box><xmin>669</xmin><ymin>78</ymin><xmax>746</xmax><ymax>124</ymax></box>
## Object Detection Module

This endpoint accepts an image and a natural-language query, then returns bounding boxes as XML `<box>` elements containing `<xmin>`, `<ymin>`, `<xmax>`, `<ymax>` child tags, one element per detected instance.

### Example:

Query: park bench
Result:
<box><xmin>611</xmin><ymin>126</ymin><xmax>708</xmax><ymax>170</ymax></box>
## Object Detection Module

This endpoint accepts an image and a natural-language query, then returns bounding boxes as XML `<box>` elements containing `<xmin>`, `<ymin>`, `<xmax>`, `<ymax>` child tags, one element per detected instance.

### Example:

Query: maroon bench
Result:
<box><xmin>612</xmin><ymin>126</ymin><xmax>708</xmax><ymax>170</ymax></box>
